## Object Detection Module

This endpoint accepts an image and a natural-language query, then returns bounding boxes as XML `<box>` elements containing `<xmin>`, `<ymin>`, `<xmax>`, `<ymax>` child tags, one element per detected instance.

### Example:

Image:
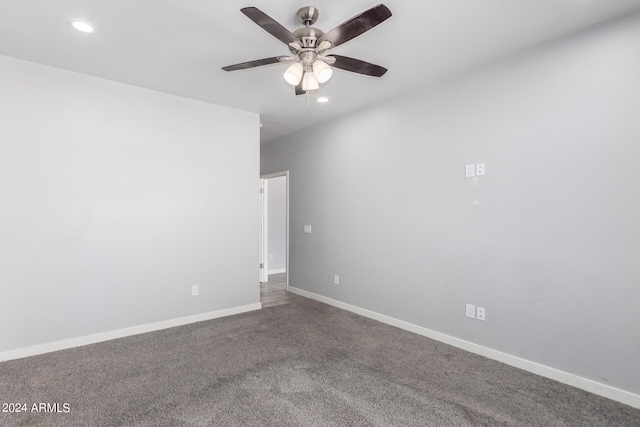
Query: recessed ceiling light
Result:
<box><xmin>317</xmin><ymin>97</ymin><xmax>329</xmax><ymax>103</ymax></box>
<box><xmin>70</xmin><ymin>20</ymin><xmax>95</xmax><ymax>33</ymax></box>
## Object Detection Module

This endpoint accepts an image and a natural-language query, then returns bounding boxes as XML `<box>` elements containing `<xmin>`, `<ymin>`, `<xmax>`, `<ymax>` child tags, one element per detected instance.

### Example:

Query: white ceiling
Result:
<box><xmin>1</xmin><ymin>0</ymin><xmax>640</xmax><ymax>142</ymax></box>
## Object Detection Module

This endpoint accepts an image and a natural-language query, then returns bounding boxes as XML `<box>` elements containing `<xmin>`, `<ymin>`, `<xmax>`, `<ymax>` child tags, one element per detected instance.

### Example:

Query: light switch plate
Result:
<box><xmin>304</xmin><ymin>225</ymin><xmax>312</xmax><ymax>234</ymax></box>
<box><xmin>465</xmin><ymin>164</ymin><xmax>475</xmax><ymax>178</ymax></box>
<box><xmin>466</xmin><ymin>303</ymin><xmax>476</xmax><ymax>319</ymax></box>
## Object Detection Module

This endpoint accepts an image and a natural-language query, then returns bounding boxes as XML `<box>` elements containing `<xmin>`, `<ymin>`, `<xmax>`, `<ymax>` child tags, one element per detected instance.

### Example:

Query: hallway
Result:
<box><xmin>260</xmin><ymin>273</ymin><xmax>304</xmax><ymax>308</ymax></box>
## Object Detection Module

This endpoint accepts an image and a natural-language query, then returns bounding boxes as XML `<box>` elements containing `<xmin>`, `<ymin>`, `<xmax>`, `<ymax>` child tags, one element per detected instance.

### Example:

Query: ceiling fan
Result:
<box><xmin>222</xmin><ymin>4</ymin><xmax>392</xmax><ymax>95</ymax></box>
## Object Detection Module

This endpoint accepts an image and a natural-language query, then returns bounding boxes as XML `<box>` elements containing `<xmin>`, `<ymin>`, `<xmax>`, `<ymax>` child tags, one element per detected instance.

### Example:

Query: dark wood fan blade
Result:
<box><xmin>295</xmin><ymin>82</ymin><xmax>306</xmax><ymax>95</ymax></box>
<box><xmin>241</xmin><ymin>7</ymin><xmax>299</xmax><ymax>45</ymax></box>
<box><xmin>331</xmin><ymin>55</ymin><xmax>387</xmax><ymax>77</ymax></box>
<box><xmin>222</xmin><ymin>57</ymin><xmax>283</xmax><ymax>71</ymax></box>
<box><xmin>318</xmin><ymin>4</ymin><xmax>391</xmax><ymax>48</ymax></box>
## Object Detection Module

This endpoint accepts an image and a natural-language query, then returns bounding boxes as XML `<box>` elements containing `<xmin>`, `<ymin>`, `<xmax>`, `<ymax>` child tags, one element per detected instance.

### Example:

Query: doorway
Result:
<box><xmin>260</xmin><ymin>171</ymin><xmax>289</xmax><ymax>286</ymax></box>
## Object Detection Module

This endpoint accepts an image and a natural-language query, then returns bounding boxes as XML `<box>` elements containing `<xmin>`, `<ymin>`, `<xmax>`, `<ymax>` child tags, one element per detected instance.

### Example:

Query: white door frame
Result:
<box><xmin>260</xmin><ymin>171</ymin><xmax>289</xmax><ymax>287</ymax></box>
<box><xmin>260</xmin><ymin>178</ymin><xmax>269</xmax><ymax>283</ymax></box>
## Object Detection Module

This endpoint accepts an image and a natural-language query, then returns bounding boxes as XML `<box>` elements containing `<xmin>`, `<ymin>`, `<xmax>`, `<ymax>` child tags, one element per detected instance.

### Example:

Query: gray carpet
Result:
<box><xmin>1</xmin><ymin>298</ymin><xmax>639</xmax><ymax>426</ymax></box>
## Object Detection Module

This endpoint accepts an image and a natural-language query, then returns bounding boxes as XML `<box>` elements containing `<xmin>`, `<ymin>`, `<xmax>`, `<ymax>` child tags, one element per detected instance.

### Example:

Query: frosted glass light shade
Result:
<box><xmin>313</xmin><ymin>60</ymin><xmax>333</xmax><ymax>84</ymax></box>
<box><xmin>283</xmin><ymin>62</ymin><xmax>303</xmax><ymax>86</ymax></box>
<box><xmin>302</xmin><ymin>71</ymin><xmax>319</xmax><ymax>91</ymax></box>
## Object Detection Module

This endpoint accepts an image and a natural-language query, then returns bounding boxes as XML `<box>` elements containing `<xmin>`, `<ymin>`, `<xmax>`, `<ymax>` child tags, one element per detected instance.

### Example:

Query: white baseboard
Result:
<box><xmin>0</xmin><ymin>302</ymin><xmax>262</xmax><ymax>363</ymax></box>
<box><xmin>268</xmin><ymin>268</ymin><xmax>286</xmax><ymax>274</ymax></box>
<box><xmin>288</xmin><ymin>286</ymin><xmax>640</xmax><ymax>410</ymax></box>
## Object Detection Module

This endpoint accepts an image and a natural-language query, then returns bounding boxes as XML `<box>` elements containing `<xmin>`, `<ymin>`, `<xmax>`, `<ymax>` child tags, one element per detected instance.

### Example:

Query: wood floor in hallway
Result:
<box><xmin>260</xmin><ymin>272</ymin><xmax>305</xmax><ymax>308</ymax></box>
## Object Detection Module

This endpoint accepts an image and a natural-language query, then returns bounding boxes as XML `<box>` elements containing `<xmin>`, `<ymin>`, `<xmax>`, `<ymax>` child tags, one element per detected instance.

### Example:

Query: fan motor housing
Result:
<box><xmin>293</xmin><ymin>27</ymin><xmax>324</xmax><ymax>49</ymax></box>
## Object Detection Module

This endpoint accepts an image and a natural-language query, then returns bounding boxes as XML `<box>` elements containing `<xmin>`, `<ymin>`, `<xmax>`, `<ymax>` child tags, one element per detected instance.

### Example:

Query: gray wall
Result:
<box><xmin>267</xmin><ymin>176</ymin><xmax>287</xmax><ymax>273</ymax></box>
<box><xmin>0</xmin><ymin>55</ymin><xmax>260</xmax><ymax>352</ymax></box>
<box><xmin>261</xmin><ymin>13</ymin><xmax>640</xmax><ymax>395</ymax></box>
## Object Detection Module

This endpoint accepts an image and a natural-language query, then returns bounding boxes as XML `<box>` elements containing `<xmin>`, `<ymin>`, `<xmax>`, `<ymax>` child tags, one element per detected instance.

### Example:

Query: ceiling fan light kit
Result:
<box><xmin>313</xmin><ymin>60</ymin><xmax>333</xmax><ymax>84</ymax></box>
<box><xmin>222</xmin><ymin>4</ymin><xmax>392</xmax><ymax>96</ymax></box>
<box><xmin>302</xmin><ymin>71</ymin><xmax>320</xmax><ymax>91</ymax></box>
<box><xmin>284</xmin><ymin>62</ymin><xmax>303</xmax><ymax>85</ymax></box>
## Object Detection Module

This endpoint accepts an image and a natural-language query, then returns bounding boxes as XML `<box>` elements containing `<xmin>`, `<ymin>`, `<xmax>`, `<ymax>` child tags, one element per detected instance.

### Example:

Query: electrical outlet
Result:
<box><xmin>192</xmin><ymin>285</ymin><xmax>199</xmax><ymax>296</ymax></box>
<box><xmin>477</xmin><ymin>307</ymin><xmax>486</xmax><ymax>321</ymax></box>
<box><xmin>333</xmin><ymin>275</ymin><xmax>340</xmax><ymax>285</ymax></box>
<box><xmin>465</xmin><ymin>304</ymin><xmax>476</xmax><ymax>319</ymax></box>
<box><xmin>476</xmin><ymin>163</ymin><xmax>485</xmax><ymax>176</ymax></box>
